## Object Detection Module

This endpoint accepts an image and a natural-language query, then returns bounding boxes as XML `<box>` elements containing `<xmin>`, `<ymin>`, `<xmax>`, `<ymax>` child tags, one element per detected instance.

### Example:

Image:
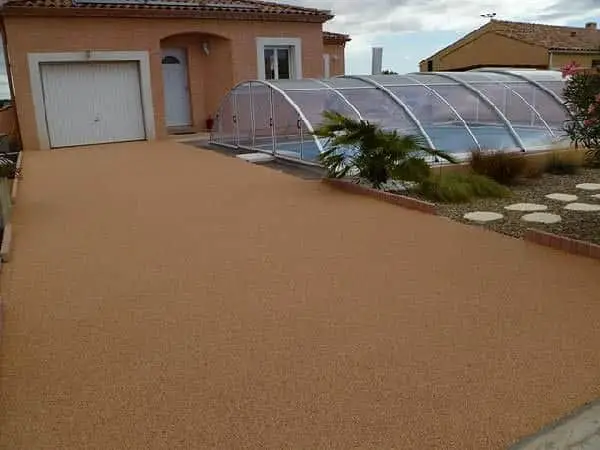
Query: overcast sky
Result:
<box><xmin>286</xmin><ymin>0</ymin><xmax>600</xmax><ymax>74</ymax></box>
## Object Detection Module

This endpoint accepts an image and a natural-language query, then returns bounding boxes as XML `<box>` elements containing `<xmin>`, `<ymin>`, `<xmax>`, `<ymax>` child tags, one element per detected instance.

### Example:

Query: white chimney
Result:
<box><xmin>371</xmin><ymin>47</ymin><xmax>383</xmax><ymax>75</ymax></box>
<box><xmin>585</xmin><ymin>22</ymin><xmax>597</xmax><ymax>30</ymax></box>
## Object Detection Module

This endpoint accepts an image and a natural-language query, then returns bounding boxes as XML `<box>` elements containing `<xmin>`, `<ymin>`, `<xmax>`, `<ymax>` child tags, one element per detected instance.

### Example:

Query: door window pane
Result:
<box><xmin>277</xmin><ymin>48</ymin><xmax>291</xmax><ymax>80</ymax></box>
<box><xmin>264</xmin><ymin>48</ymin><xmax>275</xmax><ymax>80</ymax></box>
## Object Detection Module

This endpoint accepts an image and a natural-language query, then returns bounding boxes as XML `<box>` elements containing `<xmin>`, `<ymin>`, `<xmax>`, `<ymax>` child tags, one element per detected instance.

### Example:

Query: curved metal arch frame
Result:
<box><xmin>310</xmin><ymin>78</ymin><xmax>364</xmax><ymax>120</ymax></box>
<box><xmin>343</xmin><ymin>75</ymin><xmax>436</xmax><ymax>149</ymax></box>
<box><xmin>211</xmin><ymin>89</ymin><xmax>237</xmax><ymax>147</ymax></box>
<box><xmin>477</xmin><ymin>69</ymin><xmax>572</xmax><ymax>118</ymax></box>
<box><xmin>253</xmin><ymin>79</ymin><xmax>325</xmax><ymax>155</ymax></box>
<box><xmin>491</xmin><ymin>80</ymin><xmax>557</xmax><ymax>137</ymax></box>
<box><xmin>209</xmin><ymin>79</ymin><xmax>325</xmax><ymax>155</ymax></box>
<box><xmin>457</xmin><ymin>72</ymin><xmax>556</xmax><ymax>137</ymax></box>
<box><xmin>422</xmin><ymin>72</ymin><xmax>526</xmax><ymax>150</ymax></box>
<box><xmin>401</xmin><ymin>74</ymin><xmax>481</xmax><ymax>151</ymax></box>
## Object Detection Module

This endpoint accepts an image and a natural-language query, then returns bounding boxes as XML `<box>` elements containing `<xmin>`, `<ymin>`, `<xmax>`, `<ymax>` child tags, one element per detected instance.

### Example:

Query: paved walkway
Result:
<box><xmin>1</xmin><ymin>141</ymin><xmax>599</xmax><ymax>449</ymax></box>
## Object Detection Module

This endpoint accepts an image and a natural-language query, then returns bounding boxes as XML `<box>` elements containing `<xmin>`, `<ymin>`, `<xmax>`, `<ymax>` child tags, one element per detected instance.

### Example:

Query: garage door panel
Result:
<box><xmin>41</xmin><ymin>62</ymin><xmax>146</xmax><ymax>148</ymax></box>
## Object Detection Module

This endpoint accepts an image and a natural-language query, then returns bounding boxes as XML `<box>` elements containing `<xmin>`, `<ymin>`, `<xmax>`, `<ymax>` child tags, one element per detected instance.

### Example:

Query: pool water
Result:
<box><xmin>250</xmin><ymin>124</ymin><xmax>565</xmax><ymax>164</ymax></box>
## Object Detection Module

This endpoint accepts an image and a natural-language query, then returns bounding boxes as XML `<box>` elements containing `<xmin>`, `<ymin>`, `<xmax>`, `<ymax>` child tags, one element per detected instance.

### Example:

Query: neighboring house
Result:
<box><xmin>0</xmin><ymin>0</ymin><xmax>349</xmax><ymax>150</ymax></box>
<box><xmin>322</xmin><ymin>31</ymin><xmax>350</xmax><ymax>78</ymax></box>
<box><xmin>420</xmin><ymin>19</ymin><xmax>600</xmax><ymax>72</ymax></box>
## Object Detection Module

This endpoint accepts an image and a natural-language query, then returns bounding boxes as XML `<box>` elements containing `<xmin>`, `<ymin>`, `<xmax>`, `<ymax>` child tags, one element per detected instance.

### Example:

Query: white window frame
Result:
<box><xmin>256</xmin><ymin>37</ymin><xmax>302</xmax><ymax>80</ymax></box>
<box><xmin>27</xmin><ymin>51</ymin><xmax>155</xmax><ymax>150</ymax></box>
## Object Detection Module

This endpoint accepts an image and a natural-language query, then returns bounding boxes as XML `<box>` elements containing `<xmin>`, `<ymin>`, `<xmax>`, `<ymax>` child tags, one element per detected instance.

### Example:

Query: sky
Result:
<box><xmin>285</xmin><ymin>0</ymin><xmax>600</xmax><ymax>74</ymax></box>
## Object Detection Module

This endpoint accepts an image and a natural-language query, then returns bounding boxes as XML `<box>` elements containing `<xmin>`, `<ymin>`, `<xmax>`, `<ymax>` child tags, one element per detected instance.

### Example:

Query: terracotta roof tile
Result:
<box><xmin>323</xmin><ymin>31</ymin><xmax>350</xmax><ymax>44</ymax></box>
<box><xmin>422</xmin><ymin>19</ymin><xmax>600</xmax><ymax>63</ymax></box>
<box><xmin>2</xmin><ymin>0</ymin><xmax>334</xmax><ymax>21</ymax></box>
<box><xmin>492</xmin><ymin>20</ymin><xmax>600</xmax><ymax>51</ymax></box>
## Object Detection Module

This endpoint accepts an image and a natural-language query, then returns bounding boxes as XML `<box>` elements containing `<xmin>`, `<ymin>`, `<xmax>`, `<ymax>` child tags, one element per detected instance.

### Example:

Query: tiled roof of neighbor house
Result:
<box><xmin>323</xmin><ymin>31</ymin><xmax>351</xmax><ymax>44</ymax></box>
<box><xmin>422</xmin><ymin>19</ymin><xmax>600</xmax><ymax>62</ymax></box>
<box><xmin>1</xmin><ymin>0</ymin><xmax>334</xmax><ymax>22</ymax></box>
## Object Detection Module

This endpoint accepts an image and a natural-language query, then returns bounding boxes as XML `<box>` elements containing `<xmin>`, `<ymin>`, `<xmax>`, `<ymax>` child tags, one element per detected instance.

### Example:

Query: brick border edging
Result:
<box><xmin>524</xmin><ymin>228</ymin><xmax>600</xmax><ymax>261</ymax></box>
<box><xmin>322</xmin><ymin>177</ymin><xmax>437</xmax><ymax>215</ymax></box>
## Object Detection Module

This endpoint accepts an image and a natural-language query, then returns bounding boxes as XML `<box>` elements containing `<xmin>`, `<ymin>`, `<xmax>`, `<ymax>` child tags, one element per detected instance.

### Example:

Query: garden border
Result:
<box><xmin>322</xmin><ymin>178</ymin><xmax>437</xmax><ymax>215</ymax></box>
<box><xmin>323</xmin><ymin>178</ymin><xmax>600</xmax><ymax>261</ymax></box>
<box><xmin>524</xmin><ymin>229</ymin><xmax>600</xmax><ymax>261</ymax></box>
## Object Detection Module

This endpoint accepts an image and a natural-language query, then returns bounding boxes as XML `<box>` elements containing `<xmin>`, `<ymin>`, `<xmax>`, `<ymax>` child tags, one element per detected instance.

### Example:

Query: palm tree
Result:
<box><xmin>313</xmin><ymin>111</ymin><xmax>456</xmax><ymax>188</ymax></box>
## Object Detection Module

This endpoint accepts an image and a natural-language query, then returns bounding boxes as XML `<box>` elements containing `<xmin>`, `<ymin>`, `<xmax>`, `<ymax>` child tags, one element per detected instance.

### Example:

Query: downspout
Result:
<box><xmin>548</xmin><ymin>51</ymin><xmax>554</xmax><ymax>70</ymax></box>
<box><xmin>0</xmin><ymin>14</ymin><xmax>22</xmax><ymax>149</ymax></box>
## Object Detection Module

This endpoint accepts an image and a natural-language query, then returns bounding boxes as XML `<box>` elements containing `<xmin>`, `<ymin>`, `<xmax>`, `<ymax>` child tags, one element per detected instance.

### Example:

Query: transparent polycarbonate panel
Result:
<box><xmin>537</xmin><ymin>81</ymin><xmax>566</xmax><ymax>99</ymax></box>
<box><xmin>506</xmin><ymin>82</ymin><xmax>567</xmax><ymax>130</ymax></box>
<box><xmin>427</xmin><ymin>82</ymin><xmax>520</xmax><ymax>149</ymax></box>
<box><xmin>271</xmin><ymin>89</ymin><xmax>305</xmax><ymax>161</ymax></box>
<box><xmin>506</xmin><ymin>70</ymin><xmax>564</xmax><ymax>82</ymax></box>
<box><xmin>299</xmin><ymin>121</ymin><xmax>321</xmax><ymax>163</ymax></box>
<box><xmin>408</xmin><ymin>73</ymin><xmax>458</xmax><ymax>85</ymax></box>
<box><xmin>339</xmin><ymin>87</ymin><xmax>421</xmax><ymax>135</ymax></box>
<box><xmin>365</xmin><ymin>74</ymin><xmax>421</xmax><ymax>86</ymax></box>
<box><xmin>250</xmin><ymin>82</ymin><xmax>274</xmax><ymax>151</ymax></box>
<box><xmin>269</xmin><ymin>79</ymin><xmax>325</xmax><ymax>90</ymax></box>
<box><xmin>388</xmin><ymin>84</ymin><xmax>478</xmax><ymax>152</ymax></box>
<box><xmin>464</xmin><ymin>82</ymin><xmax>554</xmax><ymax>142</ymax></box>
<box><xmin>321</xmin><ymin>77</ymin><xmax>376</xmax><ymax>89</ymax></box>
<box><xmin>235</xmin><ymin>83</ymin><xmax>253</xmax><ymax>147</ymax></box>
<box><xmin>283</xmin><ymin>88</ymin><xmax>360</xmax><ymax>129</ymax></box>
<box><xmin>216</xmin><ymin>93</ymin><xmax>236</xmax><ymax>146</ymax></box>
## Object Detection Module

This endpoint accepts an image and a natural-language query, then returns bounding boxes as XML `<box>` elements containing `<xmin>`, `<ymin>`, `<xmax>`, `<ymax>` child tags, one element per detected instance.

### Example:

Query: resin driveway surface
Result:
<box><xmin>1</xmin><ymin>141</ymin><xmax>599</xmax><ymax>449</ymax></box>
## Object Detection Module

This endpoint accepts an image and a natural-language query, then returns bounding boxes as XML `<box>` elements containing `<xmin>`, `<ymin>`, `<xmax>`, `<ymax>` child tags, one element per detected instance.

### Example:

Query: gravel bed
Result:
<box><xmin>404</xmin><ymin>168</ymin><xmax>600</xmax><ymax>245</ymax></box>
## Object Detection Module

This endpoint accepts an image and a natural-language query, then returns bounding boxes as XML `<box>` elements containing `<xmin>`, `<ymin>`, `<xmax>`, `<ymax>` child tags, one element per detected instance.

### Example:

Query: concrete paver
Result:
<box><xmin>1</xmin><ymin>141</ymin><xmax>600</xmax><ymax>449</ymax></box>
<box><xmin>511</xmin><ymin>401</ymin><xmax>600</xmax><ymax>450</ymax></box>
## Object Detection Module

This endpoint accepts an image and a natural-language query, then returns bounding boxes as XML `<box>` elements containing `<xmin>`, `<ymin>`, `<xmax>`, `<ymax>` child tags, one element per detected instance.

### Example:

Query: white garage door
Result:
<box><xmin>40</xmin><ymin>61</ymin><xmax>146</xmax><ymax>148</ymax></box>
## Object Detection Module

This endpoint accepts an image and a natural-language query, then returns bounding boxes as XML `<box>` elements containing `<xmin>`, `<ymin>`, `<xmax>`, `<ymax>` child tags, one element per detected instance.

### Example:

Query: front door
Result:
<box><xmin>161</xmin><ymin>48</ymin><xmax>191</xmax><ymax>127</ymax></box>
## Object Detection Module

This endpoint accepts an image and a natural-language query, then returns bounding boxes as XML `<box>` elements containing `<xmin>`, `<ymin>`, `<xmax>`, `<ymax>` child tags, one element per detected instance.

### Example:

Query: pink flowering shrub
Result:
<box><xmin>562</xmin><ymin>62</ymin><xmax>600</xmax><ymax>166</ymax></box>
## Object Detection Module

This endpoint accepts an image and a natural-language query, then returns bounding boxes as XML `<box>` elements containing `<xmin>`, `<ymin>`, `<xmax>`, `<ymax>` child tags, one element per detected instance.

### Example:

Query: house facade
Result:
<box><xmin>420</xmin><ymin>20</ymin><xmax>600</xmax><ymax>72</ymax></box>
<box><xmin>0</xmin><ymin>0</ymin><xmax>350</xmax><ymax>150</ymax></box>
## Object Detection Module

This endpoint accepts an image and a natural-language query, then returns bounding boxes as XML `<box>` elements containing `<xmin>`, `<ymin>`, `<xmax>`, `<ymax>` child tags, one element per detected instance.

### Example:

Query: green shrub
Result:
<box><xmin>314</xmin><ymin>111</ymin><xmax>456</xmax><ymax>188</ymax></box>
<box><xmin>561</xmin><ymin>66</ymin><xmax>600</xmax><ymax>166</ymax></box>
<box><xmin>417</xmin><ymin>172</ymin><xmax>510</xmax><ymax>203</ymax></box>
<box><xmin>469</xmin><ymin>149</ymin><xmax>528</xmax><ymax>185</ymax></box>
<box><xmin>544</xmin><ymin>150</ymin><xmax>581</xmax><ymax>175</ymax></box>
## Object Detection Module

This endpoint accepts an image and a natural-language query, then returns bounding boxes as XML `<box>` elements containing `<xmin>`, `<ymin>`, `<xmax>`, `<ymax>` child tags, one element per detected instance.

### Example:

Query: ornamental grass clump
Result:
<box><xmin>469</xmin><ymin>149</ymin><xmax>528</xmax><ymax>186</ymax></box>
<box><xmin>417</xmin><ymin>172</ymin><xmax>510</xmax><ymax>203</ymax></box>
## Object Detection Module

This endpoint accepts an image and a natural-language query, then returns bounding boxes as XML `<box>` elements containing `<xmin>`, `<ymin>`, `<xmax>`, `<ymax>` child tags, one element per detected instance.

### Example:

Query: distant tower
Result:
<box><xmin>371</xmin><ymin>47</ymin><xmax>383</xmax><ymax>75</ymax></box>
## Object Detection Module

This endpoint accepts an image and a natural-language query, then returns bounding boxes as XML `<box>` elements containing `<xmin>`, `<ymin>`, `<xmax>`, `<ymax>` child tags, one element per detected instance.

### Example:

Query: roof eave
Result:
<box><xmin>419</xmin><ymin>20</ymin><xmax>495</xmax><ymax>63</ymax></box>
<box><xmin>1</xmin><ymin>6</ymin><xmax>334</xmax><ymax>22</ymax></box>
<box><xmin>548</xmin><ymin>47</ymin><xmax>600</xmax><ymax>53</ymax></box>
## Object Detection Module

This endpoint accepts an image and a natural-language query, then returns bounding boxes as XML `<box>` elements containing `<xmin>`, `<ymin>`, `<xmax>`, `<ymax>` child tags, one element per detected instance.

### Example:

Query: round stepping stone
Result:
<box><xmin>521</xmin><ymin>212</ymin><xmax>562</xmax><ymax>224</ymax></box>
<box><xmin>504</xmin><ymin>203</ymin><xmax>548</xmax><ymax>212</ymax></box>
<box><xmin>563</xmin><ymin>202</ymin><xmax>600</xmax><ymax>212</ymax></box>
<box><xmin>463</xmin><ymin>211</ymin><xmax>504</xmax><ymax>222</ymax></box>
<box><xmin>545</xmin><ymin>193</ymin><xmax>578</xmax><ymax>202</ymax></box>
<box><xmin>575</xmin><ymin>183</ymin><xmax>600</xmax><ymax>191</ymax></box>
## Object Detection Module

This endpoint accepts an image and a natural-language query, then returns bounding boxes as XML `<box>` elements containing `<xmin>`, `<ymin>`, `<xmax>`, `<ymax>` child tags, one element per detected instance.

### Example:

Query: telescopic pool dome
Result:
<box><xmin>210</xmin><ymin>69</ymin><xmax>569</xmax><ymax>164</ymax></box>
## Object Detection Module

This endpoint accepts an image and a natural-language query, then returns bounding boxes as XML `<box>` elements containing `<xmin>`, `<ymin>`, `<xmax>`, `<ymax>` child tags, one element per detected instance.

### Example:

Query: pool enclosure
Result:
<box><xmin>209</xmin><ymin>69</ymin><xmax>569</xmax><ymax>164</ymax></box>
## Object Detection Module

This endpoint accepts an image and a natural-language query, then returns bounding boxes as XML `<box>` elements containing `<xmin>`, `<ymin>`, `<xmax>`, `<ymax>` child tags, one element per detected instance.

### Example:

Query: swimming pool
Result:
<box><xmin>250</xmin><ymin>123</ymin><xmax>566</xmax><ymax>164</ymax></box>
